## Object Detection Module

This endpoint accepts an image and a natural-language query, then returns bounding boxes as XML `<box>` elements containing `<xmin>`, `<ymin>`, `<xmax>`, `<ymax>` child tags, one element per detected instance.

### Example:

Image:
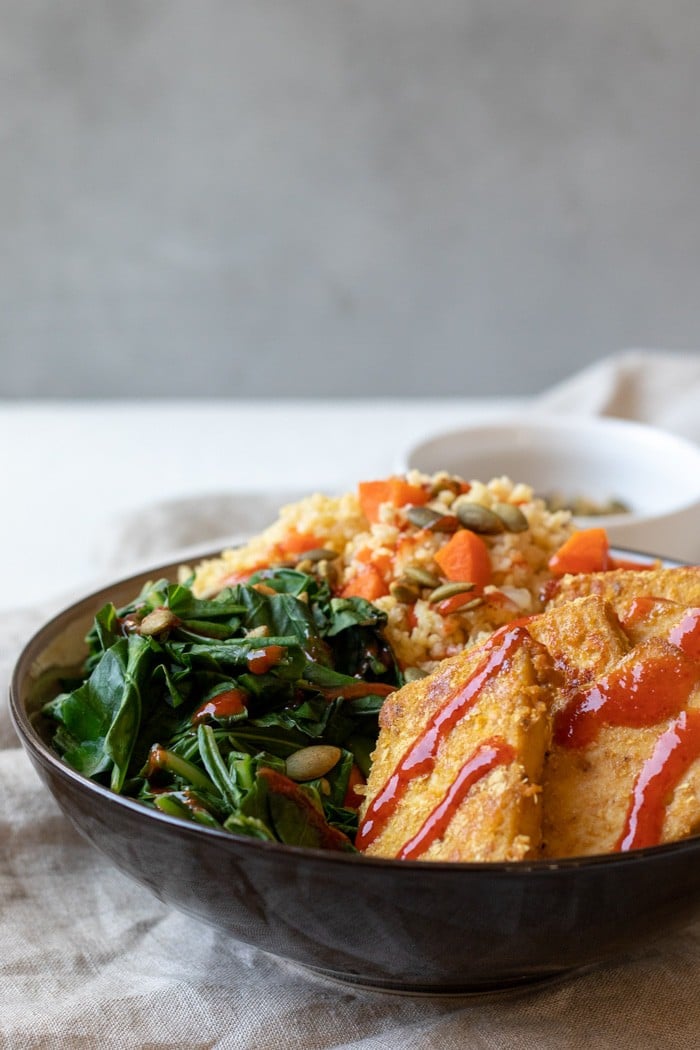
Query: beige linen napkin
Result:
<box><xmin>539</xmin><ymin>349</ymin><xmax>700</xmax><ymax>441</ymax></box>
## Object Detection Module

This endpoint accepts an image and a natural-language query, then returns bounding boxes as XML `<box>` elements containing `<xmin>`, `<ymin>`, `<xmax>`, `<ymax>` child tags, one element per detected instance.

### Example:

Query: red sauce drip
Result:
<box><xmin>397</xmin><ymin>739</ymin><xmax>516</xmax><ymax>859</ymax></box>
<box><xmin>246</xmin><ymin>644</ymin><xmax>286</xmax><ymax>675</ymax></box>
<box><xmin>620</xmin><ymin>595</ymin><xmax>673</xmax><ymax>628</ymax></box>
<box><xmin>142</xmin><ymin>744</ymin><xmax>168</xmax><ymax>777</ymax></box>
<box><xmin>616</xmin><ymin>709</ymin><xmax>700</xmax><ymax>851</ymax></box>
<box><xmin>669</xmin><ymin>608</ymin><xmax>700</xmax><ymax>661</ymax></box>
<box><xmin>554</xmin><ymin>644</ymin><xmax>700</xmax><ymax>749</ymax></box>
<box><xmin>191</xmin><ymin>688</ymin><xmax>248</xmax><ymax>724</ymax></box>
<box><xmin>320</xmin><ymin>681</ymin><xmax>396</xmax><ymax>700</ymax></box>
<box><xmin>355</xmin><ymin>624</ymin><xmax>528</xmax><ymax>851</ymax></box>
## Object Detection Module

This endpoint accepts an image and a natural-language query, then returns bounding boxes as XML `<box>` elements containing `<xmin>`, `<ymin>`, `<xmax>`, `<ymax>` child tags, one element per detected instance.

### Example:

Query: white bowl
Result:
<box><xmin>401</xmin><ymin>415</ymin><xmax>700</xmax><ymax>563</ymax></box>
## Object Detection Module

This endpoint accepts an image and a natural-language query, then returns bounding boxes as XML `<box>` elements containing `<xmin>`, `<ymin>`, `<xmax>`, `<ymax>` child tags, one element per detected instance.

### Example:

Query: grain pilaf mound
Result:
<box><xmin>185</xmin><ymin>471</ymin><xmax>575</xmax><ymax>673</ymax></box>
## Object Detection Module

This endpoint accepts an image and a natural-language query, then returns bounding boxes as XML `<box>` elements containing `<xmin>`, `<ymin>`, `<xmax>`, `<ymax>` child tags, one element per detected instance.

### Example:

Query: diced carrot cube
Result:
<box><xmin>548</xmin><ymin>527</ymin><xmax>610</xmax><ymax>576</ymax></box>
<box><xmin>340</xmin><ymin>565</ymin><xmax>389</xmax><ymax>601</ymax></box>
<box><xmin>358</xmin><ymin>477</ymin><xmax>428</xmax><ymax>523</ymax></box>
<box><xmin>433</xmin><ymin>530</ymin><xmax>492</xmax><ymax>590</ymax></box>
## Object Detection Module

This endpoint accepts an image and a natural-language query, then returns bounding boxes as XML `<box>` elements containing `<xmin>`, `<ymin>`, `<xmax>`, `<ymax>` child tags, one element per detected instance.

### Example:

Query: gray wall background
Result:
<box><xmin>2</xmin><ymin>1</ymin><xmax>699</xmax><ymax>399</ymax></box>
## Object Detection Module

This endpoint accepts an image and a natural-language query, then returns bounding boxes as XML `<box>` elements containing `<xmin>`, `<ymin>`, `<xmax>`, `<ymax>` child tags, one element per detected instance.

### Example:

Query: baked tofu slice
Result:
<box><xmin>527</xmin><ymin>595</ymin><xmax>635</xmax><ymax>857</ymax></box>
<box><xmin>528</xmin><ymin>594</ymin><xmax>631</xmax><ymax>699</ymax></box>
<box><xmin>544</xmin><ymin>565</ymin><xmax>700</xmax><ymax>615</ymax></box>
<box><xmin>530</xmin><ymin>596</ymin><xmax>700</xmax><ymax>857</ymax></box>
<box><xmin>357</xmin><ymin>625</ymin><xmax>553</xmax><ymax>862</ymax></box>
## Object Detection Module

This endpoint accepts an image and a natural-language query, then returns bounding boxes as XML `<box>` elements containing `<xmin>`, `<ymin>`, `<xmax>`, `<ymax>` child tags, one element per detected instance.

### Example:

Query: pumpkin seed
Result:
<box><xmin>390</xmin><ymin>581</ymin><xmax>420</xmax><ymax>604</ymax></box>
<box><xmin>452</xmin><ymin>499</ymin><xmax>505</xmax><ymax>534</ymax></box>
<box><xmin>138</xmin><ymin>607</ymin><xmax>179</xmax><ymax>636</ymax></box>
<box><xmin>428</xmin><ymin>473</ymin><xmax>464</xmax><ymax>497</ymax></box>
<box><xmin>402</xmin><ymin>565</ymin><xmax>442</xmax><ymax>588</ymax></box>
<box><xmin>246</xmin><ymin>624</ymin><xmax>269</xmax><ymax>638</ymax></box>
<box><xmin>298</xmin><ymin>547</ymin><xmax>339</xmax><ymax>563</ymax></box>
<box><xmin>406</xmin><ymin>506</ymin><xmax>459</xmax><ymax>532</ymax></box>
<box><xmin>285</xmin><ymin>745</ymin><xmax>342</xmax><ymax>782</ymax></box>
<box><xmin>253</xmin><ymin>582</ymin><xmax>277</xmax><ymax>596</ymax></box>
<box><xmin>492</xmin><ymin>502</ymin><xmax>529</xmax><ymax>533</ymax></box>
<box><xmin>427</xmin><ymin>581</ymin><xmax>476</xmax><ymax>603</ymax></box>
<box><xmin>403</xmin><ymin>666</ymin><xmax>429</xmax><ymax>682</ymax></box>
<box><xmin>458</xmin><ymin>596</ymin><xmax>485</xmax><ymax>611</ymax></box>
<box><xmin>316</xmin><ymin>558</ymin><xmax>340</xmax><ymax>588</ymax></box>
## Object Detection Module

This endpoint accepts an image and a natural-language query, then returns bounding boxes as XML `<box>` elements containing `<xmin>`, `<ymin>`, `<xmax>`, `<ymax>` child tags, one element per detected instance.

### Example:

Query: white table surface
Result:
<box><xmin>1</xmin><ymin>398</ymin><xmax>523</xmax><ymax>614</ymax></box>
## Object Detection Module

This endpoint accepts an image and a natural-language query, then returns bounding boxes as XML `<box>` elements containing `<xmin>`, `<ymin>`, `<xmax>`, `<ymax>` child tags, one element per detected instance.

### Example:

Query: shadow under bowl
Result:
<box><xmin>10</xmin><ymin>553</ymin><xmax>700</xmax><ymax>995</ymax></box>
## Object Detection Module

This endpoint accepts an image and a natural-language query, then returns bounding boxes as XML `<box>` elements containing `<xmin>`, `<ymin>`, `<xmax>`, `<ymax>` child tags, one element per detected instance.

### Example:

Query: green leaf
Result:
<box><xmin>326</xmin><ymin>597</ymin><xmax>387</xmax><ymax>636</ymax></box>
<box><xmin>103</xmin><ymin>634</ymin><xmax>154</xmax><ymax>792</ymax></box>
<box><xmin>43</xmin><ymin>634</ymin><xmax>151</xmax><ymax>786</ymax></box>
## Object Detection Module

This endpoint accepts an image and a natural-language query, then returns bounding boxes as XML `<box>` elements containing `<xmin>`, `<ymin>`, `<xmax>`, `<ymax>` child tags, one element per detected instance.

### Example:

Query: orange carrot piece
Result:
<box><xmin>358</xmin><ymin>477</ymin><xmax>428</xmax><ymax>523</ymax></box>
<box><xmin>340</xmin><ymin>565</ymin><xmax>389</xmax><ymax>601</ymax></box>
<box><xmin>371</xmin><ymin>552</ymin><xmax>393</xmax><ymax>576</ymax></box>
<box><xmin>548</xmin><ymin>527</ymin><xmax>610</xmax><ymax>576</ymax></box>
<box><xmin>281</xmin><ymin>531</ymin><xmax>323</xmax><ymax>555</ymax></box>
<box><xmin>433</xmin><ymin>530</ymin><xmax>492</xmax><ymax>590</ymax></box>
<box><xmin>352</xmin><ymin>547</ymin><xmax>393</xmax><ymax>575</ymax></box>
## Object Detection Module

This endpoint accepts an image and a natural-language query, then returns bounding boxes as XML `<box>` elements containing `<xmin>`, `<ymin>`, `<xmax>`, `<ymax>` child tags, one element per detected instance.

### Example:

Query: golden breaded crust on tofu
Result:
<box><xmin>360</xmin><ymin>565</ymin><xmax>700</xmax><ymax>863</ymax></box>
<box><xmin>359</xmin><ymin>628</ymin><xmax>553</xmax><ymax>862</ymax></box>
<box><xmin>528</xmin><ymin>594</ymin><xmax>630</xmax><ymax>699</ymax></box>
<box><xmin>527</xmin><ymin>596</ymin><xmax>639</xmax><ymax>857</ymax></box>
<box><xmin>544</xmin><ymin>565</ymin><xmax>700</xmax><ymax>614</ymax></box>
<box><xmin>531</xmin><ymin>590</ymin><xmax>700</xmax><ymax>858</ymax></box>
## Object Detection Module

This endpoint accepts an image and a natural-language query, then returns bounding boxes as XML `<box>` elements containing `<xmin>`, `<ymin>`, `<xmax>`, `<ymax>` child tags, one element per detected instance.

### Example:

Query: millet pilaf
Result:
<box><xmin>184</xmin><ymin>471</ymin><xmax>575</xmax><ymax>675</ymax></box>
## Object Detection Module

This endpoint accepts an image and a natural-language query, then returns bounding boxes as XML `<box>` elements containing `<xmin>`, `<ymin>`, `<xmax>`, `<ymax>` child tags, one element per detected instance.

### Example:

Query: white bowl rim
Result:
<box><xmin>400</xmin><ymin>413</ymin><xmax>700</xmax><ymax>528</ymax></box>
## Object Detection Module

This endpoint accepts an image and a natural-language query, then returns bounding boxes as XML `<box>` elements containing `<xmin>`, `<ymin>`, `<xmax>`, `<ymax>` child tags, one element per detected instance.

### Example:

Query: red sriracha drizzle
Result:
<box><xmin>617</xmin><ymin>709</ymin><xmax>700</xmax><ymax>851</ymax></box>
<box><xmin>553</xmin><ymin>606</ymin><xmax>700</xmax><ymax>852</ymax></box>
<box><xmin>669</xmin><ymin>607</ymin><xmax>700</xmax><ymax>661</ymax></box>
<box><xmin>554</xmin><ymin>609</ymin><xmax>700</xmax><ymax>751</ymax></box>
<box><xmin>397</xmin><ymin>739</ymin><xmax>515</xmax><ymax>859</ymax></box>
<box><xmin>552</xmin><ymin>643</ymin><xmax>700</xmax><ymax>750</ymax></box>
<box><xmin>191</xmin><ymin>688</ymin><xmax>248</xmax><ymax>724</ymax></box>
<box><xmin>246</xmin><ymin>645</ymin><xmax>286</xmax><ymax>675</ymax></box>
<box><xmin>355</xmin><ymin>624</ymin><xmax>528</xmax><ymax>852</ymax></box>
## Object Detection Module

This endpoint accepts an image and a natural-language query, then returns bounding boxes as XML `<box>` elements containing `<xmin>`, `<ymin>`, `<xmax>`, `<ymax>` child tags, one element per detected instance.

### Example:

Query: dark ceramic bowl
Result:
<box><xmin>10</xmin><ymin>552</ymin><xmax>700</xmax><ymax>995</ymax></box>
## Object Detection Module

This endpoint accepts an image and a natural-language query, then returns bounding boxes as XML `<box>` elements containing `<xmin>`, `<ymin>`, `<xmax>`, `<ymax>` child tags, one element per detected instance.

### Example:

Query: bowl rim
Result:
<box><xmin>401</xmin><ymin>413</ymin><xmax>700</xmax><ymax>526</ymax></box>
<box><xmin>9</xmin><ymin>545</ymin><xmax>700</xmax><ymax>878</ymax></box>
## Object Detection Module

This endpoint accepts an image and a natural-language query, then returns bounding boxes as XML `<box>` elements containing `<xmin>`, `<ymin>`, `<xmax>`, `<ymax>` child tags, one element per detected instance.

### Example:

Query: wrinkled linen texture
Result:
<box><xmin>3</xmin><ymin>351</ymin><xmax>700</xmax><ymax>1049</ymax></box>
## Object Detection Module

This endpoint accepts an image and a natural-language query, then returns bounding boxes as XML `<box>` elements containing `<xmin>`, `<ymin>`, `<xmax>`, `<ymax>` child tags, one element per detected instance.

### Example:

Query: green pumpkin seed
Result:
<box><xmin>453</xmin><ymin>597</ymin><xmax>485</xmax><ymax>612</ymax></box>
<box><xmin>390</xmin><ymin>581</ymin><xmax>421</xmax><ymax>604</ymax></box>
<box><xmin>428</xmin><ymin>473</ymin><xmax>464</xmax><ymax>497</ymax></box>
<box><xmin>403</xmin><ymin>666</ymin><xmax>429</xmax><ymax>682</ymax></box>
<box><xmin>452</xmin><ymin>499</ymin><xmax>505</xmax><ymax>534</ymax></box>
<box><xmin>298</xmin><ymin>547</ymin><xmax>340</xmax><ymax>563</ymax></box>
<box><xmin>285</xmin><ymin>745</ymin><xmax>342</xmax><ymax>782</ymax></box>
<box><xmin>402</xmin><ymin>565</ymin><xmax>442</xmax><ymax>588</ymax></box>
<box><xmin>138</xmin><ymin>607</ymin><xmax>180</xmax><ymax>636</ymax></box>
<box><xmin>492</xmin><ymin>502</ymin><xmax>529</xmax><ymax>533</ymax></box>
<box><xmin>406</xmin><ymin>506</ymin><xmax>459</xmax><ymax>532</ymax></box>
<box><xmin>427</xmin><ymin>581</ymin><xmax>476</xmax><ymax>603</ymax></box>
<box><xmin>316</xmin><ymin>558</ymin><xmax>340</xmax><ymax>587</ymax></box>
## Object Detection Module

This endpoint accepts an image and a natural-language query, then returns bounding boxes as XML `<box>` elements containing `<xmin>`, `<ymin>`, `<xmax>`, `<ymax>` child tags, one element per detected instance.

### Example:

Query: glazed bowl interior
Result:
<box><xmin>402</xmin><ymin>415</ymin><xmax>700</xmax><ymax>562</ymax></box>
<box><xmin>10</xmin><ymin>552</ymin><xmax>700</xmax><ymax>995</ymax></box>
